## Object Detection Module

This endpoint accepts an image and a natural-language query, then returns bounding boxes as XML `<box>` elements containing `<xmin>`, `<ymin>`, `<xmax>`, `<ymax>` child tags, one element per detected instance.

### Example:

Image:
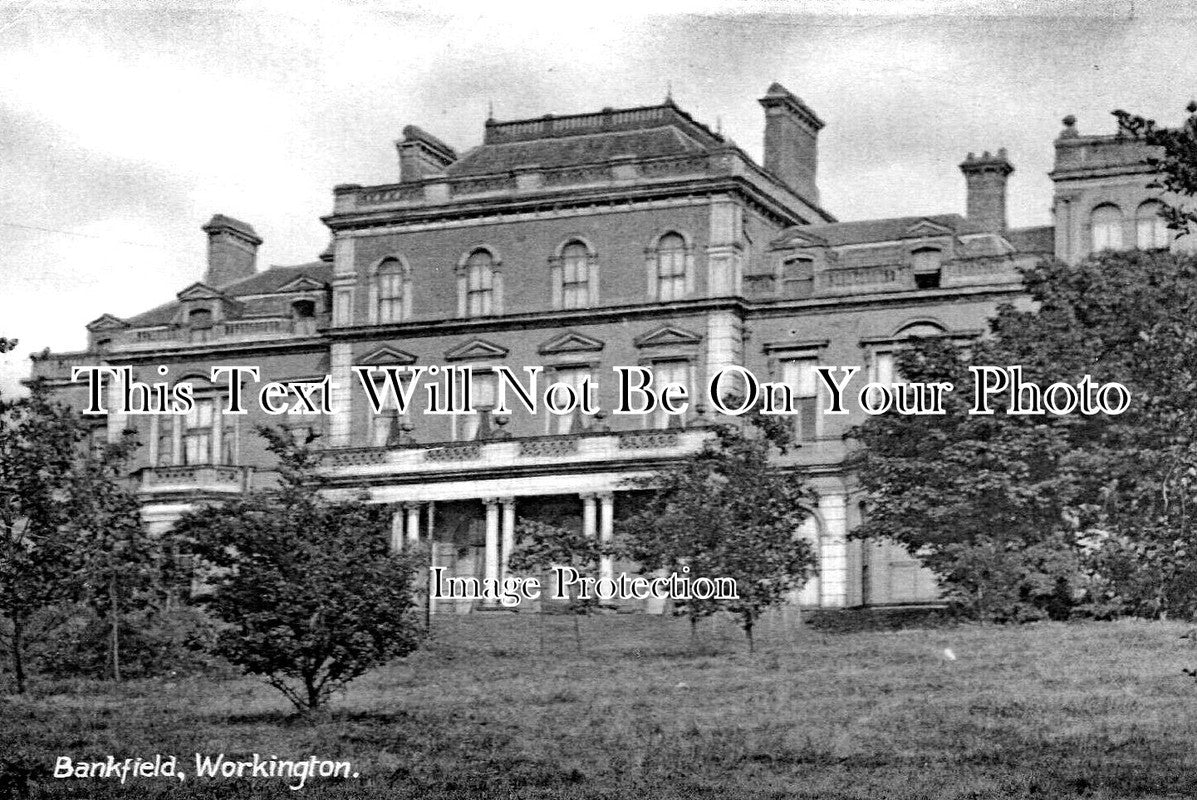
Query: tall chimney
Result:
<box><xmin>758</xmin><ymin>82</ymin><xmax>824</xmax><ymax>203</ymax></box>
<box><xmin>959</xmin><ymin>149</ymin><xmax>1014</xmax><ymax>231</ymax></box>
<box><xmin>397</xmin><ymin>125</ymin><xmax>457</xmax><ymax>182</ymax></box>
<box><xmin>202</xmin><ymin>214</ymin><xmax>262</xmax><ymax>287</ymax></box>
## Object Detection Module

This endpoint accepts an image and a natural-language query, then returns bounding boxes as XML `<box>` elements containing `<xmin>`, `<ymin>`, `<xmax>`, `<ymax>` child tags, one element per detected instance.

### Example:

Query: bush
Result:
<box><xmin>29</xmin><ymin>605</ymin><xmax>223</xmax><ymax>680</ymax></box>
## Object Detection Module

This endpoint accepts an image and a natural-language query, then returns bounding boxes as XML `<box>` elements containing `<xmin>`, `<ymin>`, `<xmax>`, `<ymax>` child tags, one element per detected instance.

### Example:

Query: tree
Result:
<box><xmin>0</xmin><ymin>381</ymin><xmax>93</xmax><ymax>693</ymax></box>
<box><xmin>506</xmin><ymin>519</ymin><xmax>603</xmax><ymax>653</ymax></box>
<box><xmin>64</xmin><ymin>430</ymin><xmax>158</xmax><ymax>681</ymax></box>
<box><xmin>1113</xmin><ymin>103</ymin><xmax>1197</xmax><ymax>235</ymax></box>
<box><xmin>852</xmin><ymin>248</ymin><xmax>1197</xmax><ymax>620</ymax></box>
<box><xmin>173</xmin><ymin>427</ymin><xmax>424</xmax><ymax>712</ymax></box>
<box><xmin>618</xmin><ymin>415</ymin><xmax>818</xmax><ymax>651</ymax></box>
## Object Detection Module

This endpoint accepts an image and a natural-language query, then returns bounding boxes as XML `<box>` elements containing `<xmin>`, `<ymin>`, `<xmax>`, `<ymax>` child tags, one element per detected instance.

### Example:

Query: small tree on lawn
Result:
<box><xmin>64</xmin><ymin>430</ymin><xmax>159</xmax><ymax>682</ymax></box>
<box><xmin>173</xmin><ymin>427</ymin><xmax>424</xmax><ymax>712</ymax></box>
<box><xmin>618</xmin><ymin>413</ymin><xmax>817</xmax><ymax>652</ymax></box>
<box><xmin>507</xmin><ymin>519</ymin><xmax>603</xmax><ymax>653</ymax></box>
<box><xmin>0</xmin><ymin>379</ymin><xmax>91</xmax><ymax>693</ymax></box>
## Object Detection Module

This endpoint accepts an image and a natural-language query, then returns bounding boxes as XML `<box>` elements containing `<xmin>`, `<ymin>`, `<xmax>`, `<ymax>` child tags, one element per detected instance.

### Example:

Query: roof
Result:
<box><xmin>1004</xmin><ymin>225</ymin><xmax>1056</xmax><ymax>255</ymax></box>
<box><xmin>445</xmin><ymin>101</ymin><xmax>726</xmax><ymax>178</ymax></box>
<box><xmin>447</xmin><ymin>127</ymin><xmax>712</xmax><ymax>177</ymax></box>
<box><xmin>774</xmin><ymin>214</ymin><xmax>991</xmax><ymax>248</ymax></box>
<box><xmin>126</xmin><ymin>262</ymin><xmax>331</xmax><ymax>327</ymax></box>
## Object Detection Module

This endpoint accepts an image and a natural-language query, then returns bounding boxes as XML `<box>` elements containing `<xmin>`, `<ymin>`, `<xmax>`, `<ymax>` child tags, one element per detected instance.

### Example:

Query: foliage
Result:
<box><xmin>62</xmin><ymin>430</ymin><xmax>162</xmax><ymax>681</ymax></box>
<box><xmin>30</xmin><ymin>604</ymin><xmax>223</xmax><ymax>680</ymax></box>
<box><xmin>507</xmin><ymin>518</ymin><xmax>604</xmax><ymax>652</ymax></box>
<box><xmin>1113</xmin><ymin>103</ymin><xmax>1197</xmax><ymax>235</ymax></box>
<box><xmin>852</xmin><ymin>248</ymin><xmax>1197</xmax><ymax>620</ymax></box>
<box><xmin>0</xmin><ymin>381</ymin><xmax>93</xmax><ymax>693</ymax></box>
<box><xmin>173</xmin><ymin>427</ymin><xmax>424</xmax><ymax>711</ymax></box>
<box><xmin>617</xmin><ymin>414</ymin><xmax>817</xmax><ymax>651</ymax></box>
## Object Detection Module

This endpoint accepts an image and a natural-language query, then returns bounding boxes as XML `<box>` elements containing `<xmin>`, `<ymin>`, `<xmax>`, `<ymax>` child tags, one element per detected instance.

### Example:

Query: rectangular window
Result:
<box><xmin>371</xmin><ymin>375</ymin><xmax>409</xmax><ymax>447</ymax></box>
<box><xmin>467</xmin><ymin>267</ymin><xmax>493</xmax><ymax>317</ymax></box>
<box><xmin>649</xmin><ymin>361</ymin><xmax>689</xmax><ymax>430</ymax></box>
<box><xmin>868</xmin><ymin>351</ymin><xmax>897</xmax><ymax>409</ymax></box>
<box><xmin>183</xmin><ymin>399</ymin><xmax>214</xmax><ymax>465</ymax></box>
<box><xmin>547</xmin><ymin>366</ymin><xmax>592</xmax><ymax>434</ymax></box>
<box><xmin>457</xmin><ymin>370</ymin><xmax>497</xmax><ymax>441</ymax></box>
<box><xmin>781</xmin><ymin>358</ymin><xmax>818</xmax><ymax>441</ymax></box>
<box><xmin>378</xmin><ymin>274</ymin><xmax>404</xmax><ymax>323</ymax></box>
<box><xmin>562</xmin><ymin>259</ymin><xmax>590</xmax><ymax>309</ymax></box>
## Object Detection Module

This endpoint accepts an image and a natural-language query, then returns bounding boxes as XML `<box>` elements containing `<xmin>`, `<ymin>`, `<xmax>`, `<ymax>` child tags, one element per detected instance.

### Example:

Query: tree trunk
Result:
<box><xmin>689</xmin><ymin>614</ymin><xmax>698</xmax><ymax>650</ymax></box>
<box><xmin>11</xmin><ymin>615</ymin><xmax>26</xmax><ymax>694</ymax></box>
<box><xmin>744</xmin><ymin>616</ymin><xmax>755</xmax><ymax>653</ymax></box>
<box><xmin>573</xmin><ymin>613</ymin><xmax>582</xmax><ymax>654</ymax></box>
<box><xmin>108</xmin><ymin>571</ymin><xmax>121</xmax><ymax>682</ymax></box>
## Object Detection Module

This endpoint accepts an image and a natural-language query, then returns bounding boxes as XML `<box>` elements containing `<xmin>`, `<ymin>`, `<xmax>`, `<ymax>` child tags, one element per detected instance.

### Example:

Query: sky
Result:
<box><xmin>3</xmin><ymin>0</ymin><xmax>1197</xmax><ymax>395</ymax></box>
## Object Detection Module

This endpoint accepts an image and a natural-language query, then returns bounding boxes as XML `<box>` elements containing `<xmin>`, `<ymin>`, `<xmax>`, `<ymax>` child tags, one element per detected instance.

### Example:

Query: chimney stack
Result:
<box><xmin>758</xmin><ymin>82</ymin><xmax>824</xmax><ymax>203</ymax></box>
<box><xmin>397</xmin><ymin>125</ymin><xmax>457</xmax><ymax>182</ymax></box>
<box><xmin>959</xmin><ymin>149</ymin><xmax>1014</xmax><ymax>232</ymax></box>
<box><xmin>202</xmin><ymin>214</ymin><xmax>262</xmax><ymax>287</ymax></box>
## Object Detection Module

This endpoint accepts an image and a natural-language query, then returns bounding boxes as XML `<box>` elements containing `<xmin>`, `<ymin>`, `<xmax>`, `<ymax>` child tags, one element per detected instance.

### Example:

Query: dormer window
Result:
<box><xmin>291</xmin><ymin>299</ymin><xmax>317</xmax><ymax>335</ymax></box>
<box><xmin>188</xmin><ymin>308</ymin><xmax>213</xmax><ymax>343</ymax></box>
<box><xmin>911</xmin><ymin>248</ymin><xmax>942</xmax><ymax>290</ymax></box>
<box><xmin>781</xmin><ymin>257</ymin><xmax>814</xmax><ymax>298</ymax></box>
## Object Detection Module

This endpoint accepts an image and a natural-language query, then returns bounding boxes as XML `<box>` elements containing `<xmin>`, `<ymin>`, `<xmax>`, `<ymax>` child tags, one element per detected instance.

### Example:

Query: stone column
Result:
<box><xmin>598</xmin><ymin>491</ymin><xmax>614</xmax><ymax>584</ymax></box>
<box><xmin>211</xmin><ymin>409</ymin><xmax>223</xmax><ymax>465</ymax></box>
<box><xmin>405</xmin><ymin>503</ymin><xmax>421</xmax><ymax>548</ymax></box>
<box><xmin>148</xmin><ymin>413</ymin><xmax>160</xmax><ymax>466</ymax></box>
<box><xmin>390</xmin><ymin>509</ymin><xmax>404</xmax><ymax>554</ymax></box>
<box><xmin>500</xmin><ymin>498</ymin><xmax>516</xmax><ymax>582</ymax></box>
<box><xmin>483</xmin><ymin>498</ymin><xmax>500</xmax><ymax>595</ymax></box>
<box><xmin>581</xmin><ymin>493</ymin><xmax>597</xmax><ymax>539</ymax></box>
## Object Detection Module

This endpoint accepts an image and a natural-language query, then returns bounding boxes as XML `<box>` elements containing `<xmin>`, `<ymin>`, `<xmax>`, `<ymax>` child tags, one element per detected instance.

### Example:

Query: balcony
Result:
<box><xmin>114</xmin><ymin>315</ymin><xmax>328</xmax><ymax>352</ymax></box>
<box><xmin>137</xmin><ymin>465</ymin><xmax>257</xmax><ymax>496</ymax></box>
<box><xmin>319</xmin><ymin>427</ymin><xmax>850</xmax><ymax>483</ymax></box>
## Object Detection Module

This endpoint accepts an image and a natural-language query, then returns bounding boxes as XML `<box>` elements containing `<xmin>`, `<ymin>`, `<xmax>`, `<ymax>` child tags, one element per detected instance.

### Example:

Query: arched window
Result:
<box><xmin>464</xmin><ymin>249</ymin><xmax>495</xmax><ymax>317</ymax></box>
<box><xmin>376</xmin><ymin>258</ymin><xmax>405</xmax><ymax>323</ymax></box>
<box><xmin>1091</xmin><ymin>204</ymin><xmax>1123</xmax><ymax>252</ymax></box>
<box><xmin>1136</xmin><ymin>201</ymin><xmax>1169</xmax><ymax>250</ymax></box>
<box><xmin>911</xmin><ymin>248</ymin><xmax>943</xmax><ymax>290</ymax></box>
<box><xmin>559</xmin><ymin>241</ymin><xmax>592</xmax><ymax>309</ymax></box>
<box><xmin>655</xmin><ymin>233</ymin><xmax>688</xmax><ymax>301</ymax></box>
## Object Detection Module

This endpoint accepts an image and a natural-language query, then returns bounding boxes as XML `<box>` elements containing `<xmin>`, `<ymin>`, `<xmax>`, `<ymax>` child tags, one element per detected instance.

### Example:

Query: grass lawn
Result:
<box><xmin>3</xmin><ymin>612</ymin><xmax>1197</xmax><ymax>799</ymax></box>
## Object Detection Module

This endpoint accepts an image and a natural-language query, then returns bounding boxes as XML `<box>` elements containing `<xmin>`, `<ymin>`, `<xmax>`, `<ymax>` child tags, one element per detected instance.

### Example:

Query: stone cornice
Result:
<box><xmin>324</xmin><ymin>173</ymin><xmax>827</xmax><ymax>233</ymax></box>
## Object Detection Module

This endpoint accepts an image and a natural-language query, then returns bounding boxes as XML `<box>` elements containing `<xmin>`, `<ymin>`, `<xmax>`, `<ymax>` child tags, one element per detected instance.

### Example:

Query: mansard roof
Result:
<box><xmin>446</xmin><ymin>101</ymin><xmax>726</xmax><ymax>178</ymax></box>
<box><xmin>774</xmin><ymin>214</ymin><xmax>990</xmax><ymax>249</ymax></box>
<box><xmin>126</xmin><ymin>261</ymin><xmax>331</xmax><ymax>326</ymax></box>
<box><xmin>1004</xmin><ymin>225</ymin><xmax>1055</xmax><ymax>255</ymax></box>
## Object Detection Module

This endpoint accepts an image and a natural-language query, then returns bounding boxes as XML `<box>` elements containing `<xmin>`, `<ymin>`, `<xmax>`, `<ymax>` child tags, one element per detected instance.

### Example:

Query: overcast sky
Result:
<box><xmin>3</xmin><ymin>0</ymin><xmax>1197</xmax><ymax>394</ymax></box>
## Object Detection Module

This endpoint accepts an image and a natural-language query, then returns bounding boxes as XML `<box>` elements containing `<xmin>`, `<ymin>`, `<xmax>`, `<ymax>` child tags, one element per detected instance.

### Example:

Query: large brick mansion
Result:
<box><xmin>30</xmin><ymin>84</ymin><xmax>1176</xmax><ymax>610</ymax></box>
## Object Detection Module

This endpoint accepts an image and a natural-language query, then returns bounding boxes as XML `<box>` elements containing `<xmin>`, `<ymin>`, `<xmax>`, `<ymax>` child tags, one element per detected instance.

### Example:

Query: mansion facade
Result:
<box><xmin>29</xmin><ymin>85</ymin><xmax>1182</xmax><ymax>611</ymax></box>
